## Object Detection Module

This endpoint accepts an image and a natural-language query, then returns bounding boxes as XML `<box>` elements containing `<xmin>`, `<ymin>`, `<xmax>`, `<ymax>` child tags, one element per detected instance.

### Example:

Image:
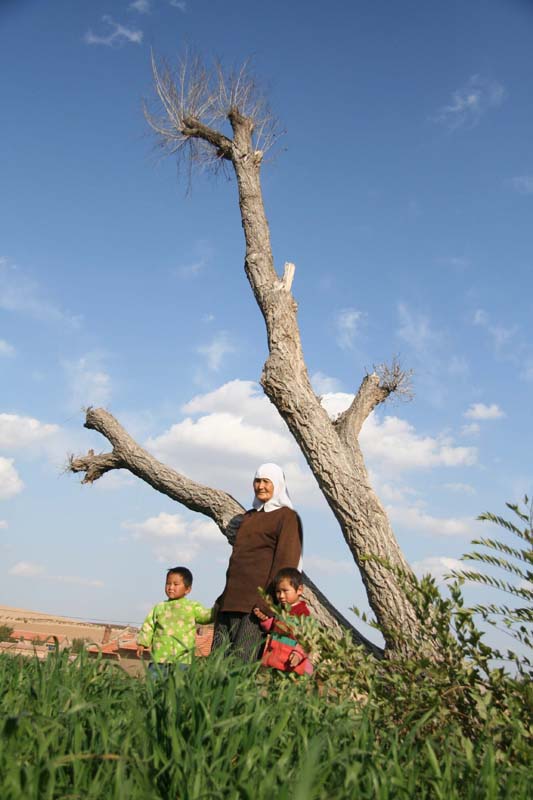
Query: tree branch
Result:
<box><xmin>69</xmin><ymin>450</ymin><xmax>125</xmax><ymax>484</ymax></box>
<box><xmin>70</xmin><ymin>408</ymin><xmax>243</xmax><ymax>536</ymax></box>
<box><xmin>335</xmin><ymin>373</ymin><xmax>387</xmax><ymax>441</ymax></box>
<box><xmin>181</xmin><ymin>115</ymin><xmax>233</xmax><ymax>159</ymax></box>
<box><xmin>334</xmin><ymin>359</ymin><xmax>413</xmax><ymax>443</ymax></box>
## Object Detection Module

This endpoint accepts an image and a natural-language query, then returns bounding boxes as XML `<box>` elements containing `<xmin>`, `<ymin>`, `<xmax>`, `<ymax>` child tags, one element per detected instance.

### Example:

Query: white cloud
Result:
<box><xmin>9</xmin><ymin>561</ymin><xmax>45</xmax><ymax>577</ymax></box>
<box><xmin>521</xmin><ymin>359</ymin><xmax>533</xmax><ymax>383</ymax></box>
<box><xmin>197</xmin><ymin>332</ymin><xmax>236</xmax><ymax>372</ymax></box>
<box><xmin>461</xmin><ymin>422</ymin><xmax>480</xmax><ymax>437</ymax></box>
<box><xmin>130</xmin><ymin>0</ymin><xmax>150</xmax><ymax>13</ymax></box>
<box><xmin>178</xmin><ymin>261</ymin><xmax>204</xmax><ymax>278</ymax></box>
<box><xmin>433</xmin><ymin>75</ymin><xmax>506</xmax><ymax>130</ymax></box>
<box><xmin>147</xmin><ymin>412</ymin><xmax>294</xmax><ymax>464</ymax></box>
<box><xmin>310</xmin><ymin>371</ymin><xmax>343</xmax><ymax>395</ymax></box>
<box><xmin>319</xmin><ymin>391</ymin><xmax>354</xmax><ymax>419</ymax></box>
<box><xmin>8</xmin><ymin>560</ymin><xmax>103</xmax><ymax>586</ymax></box>
<box><xmin>318</xmin><ymin>394</ymin><xmax>477</xmax><ymax>472</ymax></box>
<box><xmin>125</xmin><ymin>512</ymin><xmax>187</xmax><ymax>540</ymax></box>
<box><xmin>64</xmin><ymin>354</ymin><xmax>112</xmax><ymax>410</ymax></box>
<box><xmin>282</xmin><ymin>461</ymin><xmax>320</xmax><ymax>506</ymax></box>
<box><xmin>149</xmin><ymin>379</ymin><xmax>478</xmax><ymax>518</ymax></box>
<box><xmin>360</xmin><ymin>413</ymin><xmax>477</xmax><ymax>472</ymax></box>
<box><xmin>0</xmin><ymin>414</ymin><xmax>60</xmax><ymax>450</ymax></box>
<box><xmin>510</xmin><ymin>176</ymin><xmax>533</xmax><ymax>195</ymax></box>
<box><xmin>94</xmin><ymin>471</ymin><xmax>136</xmax><ymax>491</ymax></box>
<box><xmin>183</xmin><ymin>380</ymin><xmax>285</xmax><ymax>431</ymax></box>
<box><xmin>397</xmin><ymin>303</ymin><xmax>439</xmax><ymax>354</ymax></box>
<box><xmin>389</xmin><ymin>504</ymin><xmax>472</xmax><ymax>537</ymax></box>
<box><xmin>304</xmin><ymin>555</ymin><xmax>353</xmax><ymax>576</ymax></box>
<box><xmin>395</xmin><ymin>307</ymin><xmax>461</xmax><ymax>405</ymax></box>
<box><xmin>373</xmin><ymin>479</ymin><xmax>418</xmax><ymax>504</ymax></box>
<box><xmin>443</xmin><ymin>482</ymin><xmax>476</xmax><ymax>495</ymax></box>
<box><xmin>464</xmin><ymin>403</ymin><xmax>505</xmax><ymax>420</ymax></box>
<box><xmin>175</xmin><ymin>241</ymin><xmax>212</xmax><ymax>279</ymax></box>
<box><xmin>123</xmin><ymin>512</ymin><xmax>227</xmax><ymax>563</ymax></box>
<box><xmin>183</xmin><ymin>382</ymin><xmax>277</xmax><ymax>432</ymax></box>
<box><xmin>0</xmin><ymin>339</ymin><xmax>15</xmax><ymax>357</ymax></box>
<box><xmin>334</xmin><ymin>309</ymin><xmax>365</xmax><ymax>349</ymax></box>
<box><xmin>0</xmin><ymin>412</ymin><xmax>83</xmax><ymax>468</ymax></box>
<box><xmin>411</xmin><ymin>556</ymin><xmax>463</xmax><ymax>583</ymax></box>
<box><xmin>0</xmin><ymin>457</ymin><xmax>24</xmax><ymax>499</ymax></box>
<box><xmin>84</xmin><ymin>16</ymin><xmax>143</xmax><ymax>46</ymax></box>
<box><xmin>473</xmin><ymin>308</ymin><xmax>516</xmax><ymax>355</ymax></box>
<box><xmin>473</xmin><ymin>308</ymin><xmax>533</xmax><ymax>383</ymax></box>
<box><xmin>148</xmin><ymin>380</ymin><xmax>318</xmax><ymax>506</ymax></box>
<box><xmin>169</xmin><ymin>0</ymin><xmax>187</xmax><ymax>10</ymax></box>
<box><xmin>0</xmin><ymin>257</ymin><xmax>80</xmax><ymax>327</ymax></box>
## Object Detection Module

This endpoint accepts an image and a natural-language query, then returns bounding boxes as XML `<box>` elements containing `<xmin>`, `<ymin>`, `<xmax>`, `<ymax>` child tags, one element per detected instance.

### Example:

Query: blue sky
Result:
<box><xmin>1</xmin><ymin>0</ymin><xmax>531</xmax><ymax>647</ymax></box>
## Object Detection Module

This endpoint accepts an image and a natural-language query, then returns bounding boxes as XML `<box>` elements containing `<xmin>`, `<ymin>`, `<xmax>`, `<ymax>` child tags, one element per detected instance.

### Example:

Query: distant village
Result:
<box><xmin>0</xmin><ymin>606</ymin><xmax>213</xmax><ymax>672</ymax></box>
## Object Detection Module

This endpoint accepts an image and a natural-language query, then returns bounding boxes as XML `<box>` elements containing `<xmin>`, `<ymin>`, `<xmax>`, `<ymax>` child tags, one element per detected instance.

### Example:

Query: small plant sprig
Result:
<box><xmin>451</xmin><ymin>495</ymin><xmax>533</xmax><ymax>674</ymax></box>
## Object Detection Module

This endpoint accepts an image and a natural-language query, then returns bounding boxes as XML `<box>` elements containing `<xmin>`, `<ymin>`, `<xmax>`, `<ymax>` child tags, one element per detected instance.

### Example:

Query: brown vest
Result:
<box><xmin>218</xmin><ymin>507</ymin><xmax>302</xmax><ymax>613</ymax></box>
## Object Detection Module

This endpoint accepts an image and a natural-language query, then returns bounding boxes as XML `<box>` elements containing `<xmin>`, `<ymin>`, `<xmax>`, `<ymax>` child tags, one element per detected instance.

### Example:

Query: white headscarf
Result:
<box><xmin>252</xmin><ymin>463</ymin><xmax>294</xmax><ymax>512</ymax></box>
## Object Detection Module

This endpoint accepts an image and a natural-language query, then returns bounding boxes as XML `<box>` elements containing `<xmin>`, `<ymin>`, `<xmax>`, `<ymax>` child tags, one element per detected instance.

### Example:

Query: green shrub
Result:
<box><xmin>277</xmin><ymin>499</ymin><xmax>533</xmax><ymax>769</ymax></box>
<box><xmin>71</xmin><ymin>637</ymin><xmax>88</xmax><ymax>654</ymax></box>
<box><xmin>0</xmin><ymin>625</ymin><xmax>13</xmax><ymax>642</ymax></box>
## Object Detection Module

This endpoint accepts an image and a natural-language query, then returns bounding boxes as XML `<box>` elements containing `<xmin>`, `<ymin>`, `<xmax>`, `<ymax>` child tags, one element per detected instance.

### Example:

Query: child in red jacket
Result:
<box><xmin>253</xmin><ymin>567</ymin><xmax>313</xmax><ymax>675</ymax></box>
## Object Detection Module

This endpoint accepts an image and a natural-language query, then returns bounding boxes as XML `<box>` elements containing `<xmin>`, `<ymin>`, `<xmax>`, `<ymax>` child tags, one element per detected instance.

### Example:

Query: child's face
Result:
<box><xmin>165</xmin><ymin>573</ymin><xmax>191</xmax><ymax>601</ymax></box>
<box><xmin>276</xmin><ymin>578</ymin><xmax>303</xmax><ymax>607</ymax></box>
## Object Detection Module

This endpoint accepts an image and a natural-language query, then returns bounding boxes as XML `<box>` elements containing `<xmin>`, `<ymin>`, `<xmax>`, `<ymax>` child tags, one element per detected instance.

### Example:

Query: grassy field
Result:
<box><xmin>1</xmin><ymin>649</ymin><xmax>531</xmax><ymax>800</ymax></box>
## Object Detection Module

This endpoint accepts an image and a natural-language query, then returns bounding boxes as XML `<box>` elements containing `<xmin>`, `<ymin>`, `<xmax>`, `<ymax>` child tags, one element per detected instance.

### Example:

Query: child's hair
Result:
<box><xmin>166</xmin><ymin>566</ymin><xmax>193</xmax><ymax>588</ymax></box>
<box><xmin>273</xmin><ymin>567</ymin><xmax>303</xmax><ymax>590</ymax></box>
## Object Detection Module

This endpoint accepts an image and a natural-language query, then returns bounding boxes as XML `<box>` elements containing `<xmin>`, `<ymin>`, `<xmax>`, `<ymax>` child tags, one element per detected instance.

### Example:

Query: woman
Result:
<box><xmin>213</xmin><ymin>463</ymin><xmax>302</xmax><ymax>661</ymax></box>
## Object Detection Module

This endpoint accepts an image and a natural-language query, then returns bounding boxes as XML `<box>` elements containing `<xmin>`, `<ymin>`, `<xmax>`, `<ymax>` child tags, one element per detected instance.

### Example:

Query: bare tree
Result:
<box><xmin>70</xmin><ymin>55</ymin><xmax>428</xmax><ymax>657</ymax></box>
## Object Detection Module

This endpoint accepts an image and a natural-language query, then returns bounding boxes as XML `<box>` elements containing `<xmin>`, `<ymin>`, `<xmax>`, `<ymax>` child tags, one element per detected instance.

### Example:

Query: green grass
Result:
<box><xmin>1</xmin><ymin>650</ymin><xmax>531</xmax><ymax>799</ymax></box>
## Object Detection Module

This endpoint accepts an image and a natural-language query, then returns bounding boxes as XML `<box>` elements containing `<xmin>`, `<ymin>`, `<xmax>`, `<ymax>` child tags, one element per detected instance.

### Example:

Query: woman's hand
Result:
<box><xmin>252</xmin><ymin>607</ymin><xmax>269</xmax><ymax>621</ymax></box>
<box><xmin>136</xmin><ymin>645</ymin><xmax>145</xmax><ymax>659</ymax></box>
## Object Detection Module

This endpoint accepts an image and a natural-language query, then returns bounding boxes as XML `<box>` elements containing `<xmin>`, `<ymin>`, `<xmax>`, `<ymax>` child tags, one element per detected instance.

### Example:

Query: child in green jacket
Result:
<box><xmin>137</xmin><ymin>566</ymin><xmax>213</xmax><ymax>668</ymax></box>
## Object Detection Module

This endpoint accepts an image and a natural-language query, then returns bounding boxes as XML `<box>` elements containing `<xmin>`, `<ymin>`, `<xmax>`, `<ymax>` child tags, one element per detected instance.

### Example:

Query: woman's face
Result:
<box><xmin>253</xmin><ymin>477</ymin><xmax>274</xmax><ymax>503</ymax></box>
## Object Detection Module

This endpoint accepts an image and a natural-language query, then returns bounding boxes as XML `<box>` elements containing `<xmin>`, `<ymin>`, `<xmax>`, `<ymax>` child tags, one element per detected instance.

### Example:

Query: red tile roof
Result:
<box><xmin>86</xmin><ymin>627</ymin><xmax>214</xmax><ymax>659</ymax></box>
<box><xmin>10</xmin><ymin>630</ymin><xmax>67</xmax><ymax>644</ymax></box>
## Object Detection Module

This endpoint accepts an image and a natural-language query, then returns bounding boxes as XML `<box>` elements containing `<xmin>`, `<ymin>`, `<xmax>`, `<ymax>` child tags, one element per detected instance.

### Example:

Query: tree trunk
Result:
<box><xmin>226</xmin><ymin>113</ymin><xmax>420</xmax><ymax>652</ymax></box>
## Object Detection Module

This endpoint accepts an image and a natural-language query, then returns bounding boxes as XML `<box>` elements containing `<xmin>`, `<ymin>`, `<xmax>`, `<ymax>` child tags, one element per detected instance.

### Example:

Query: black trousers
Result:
<box><xmin>212</xmin><ymin>611</ymin><xmax>265</xmax><ymax>662</ymax></box>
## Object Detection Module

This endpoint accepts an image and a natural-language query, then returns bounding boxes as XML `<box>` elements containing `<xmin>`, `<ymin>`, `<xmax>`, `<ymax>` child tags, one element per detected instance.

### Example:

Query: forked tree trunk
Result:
<box><xmin>69</xmin><ymin>58</ymin><xmax>430</xmax><ymax>658</ymax></box>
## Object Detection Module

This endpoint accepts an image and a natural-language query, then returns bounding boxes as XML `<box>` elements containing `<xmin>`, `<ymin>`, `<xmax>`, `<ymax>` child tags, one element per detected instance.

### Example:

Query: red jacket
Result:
<box><xmin>260</xmin><ymin>599</ymin><xmax>310</xmax><ymax>637</ymax></box>
<box><xmin>260</xmin><ymin>600</ymin><xmax>313</xmax><ymax>675</ymax></box>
